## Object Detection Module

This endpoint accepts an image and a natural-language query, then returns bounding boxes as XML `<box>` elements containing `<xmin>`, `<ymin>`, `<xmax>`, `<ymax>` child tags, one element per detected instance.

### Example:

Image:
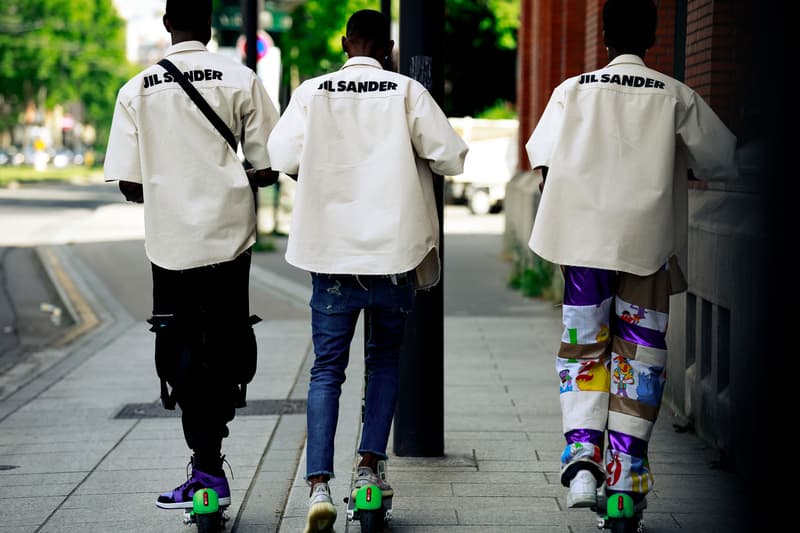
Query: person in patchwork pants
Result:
<box><xmin>557</xmin><ymin>261</ymin><xmax>685</xmax><ymax>507</ymax></box>
<box><xmin>525</xmin><ymin>0</ymin><xmax>738</xmax><ymax>510</ymax></box>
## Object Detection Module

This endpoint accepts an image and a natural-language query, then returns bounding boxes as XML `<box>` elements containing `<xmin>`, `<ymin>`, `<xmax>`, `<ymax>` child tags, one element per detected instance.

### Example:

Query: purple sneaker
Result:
<box><xmin>156</xmin><ymin>462</ymin><xmax>231</xmax><ymax>509</ymax></box>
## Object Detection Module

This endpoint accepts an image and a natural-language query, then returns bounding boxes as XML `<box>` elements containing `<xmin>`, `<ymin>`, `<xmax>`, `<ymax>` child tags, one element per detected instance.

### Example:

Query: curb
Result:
<box><xmin>35</xmin><ymin>245</ymin><xmax>102</xmax><ymax>347</ymax></box>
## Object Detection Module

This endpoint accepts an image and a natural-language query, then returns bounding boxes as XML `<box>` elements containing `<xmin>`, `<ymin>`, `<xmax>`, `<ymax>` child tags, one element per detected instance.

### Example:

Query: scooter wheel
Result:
<box><xmin>359</xmin><ymin>509</ymin><xmax>382</xmax><ymax>533</ymax></box>
<box><xmin>195</xmin><ymin>511</ymin><xmax>221</xmax><ymax>533</ymax></box>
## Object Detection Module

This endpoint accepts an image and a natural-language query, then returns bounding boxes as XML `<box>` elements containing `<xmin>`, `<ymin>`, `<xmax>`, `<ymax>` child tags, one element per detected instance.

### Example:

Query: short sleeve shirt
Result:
<box><xmin>104</xmin><ymin>41</ymin><xmax>279</xmax><ymax>270</ymax></box>
<box><xmin>526</xmin><ymin>54</ymin><xmax>737</xmax><ymax>275</ymax></box>
<box><xmin>267</xmin><ymin>57</ymin><xmax>468</xmax><ymax>285</ymax></box>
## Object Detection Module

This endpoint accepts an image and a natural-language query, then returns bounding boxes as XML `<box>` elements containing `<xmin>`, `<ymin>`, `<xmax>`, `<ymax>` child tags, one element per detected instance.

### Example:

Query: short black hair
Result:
<box><xmin>346</xmin><ymin>9</ymin><xmax>390</xmax><ymax>45</ymax></box>
<box><xmin>165</xmin><ymin>0</ymin><xmax>212</xmax><ymax>32</ymax></box>
<box><xmin>603</xmin><ymin>0</ymin><xmax>657</xmax><ymax>52</ymax></box>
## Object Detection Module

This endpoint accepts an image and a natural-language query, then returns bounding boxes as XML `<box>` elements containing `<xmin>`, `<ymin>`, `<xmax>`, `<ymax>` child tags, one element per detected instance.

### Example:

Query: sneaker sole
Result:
<box><xmin>156</xmin><ymin>496</ymin><xmax>231</xmax><ymax>510</ymax></box>
<box><xmin>567</xmin><ymin>492</ymin><xmax>597</xmax><ymax>509</ymax></box>
<box><xmin>305</xmin><ymin>501</ymin><xmax>337</xmax><ymax>533</ymax></box>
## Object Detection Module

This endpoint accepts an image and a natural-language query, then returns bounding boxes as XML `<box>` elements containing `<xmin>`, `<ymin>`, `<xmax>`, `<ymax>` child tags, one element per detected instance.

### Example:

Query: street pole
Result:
<box><xmin>243</xmin><ymin>0</ymin><xmax>260</xmax><ymax>230</ymax></box>
<box><xmin>393</xmin><ymin>0</ymin><xmax>445</xmax><ymax>457</ymax></box>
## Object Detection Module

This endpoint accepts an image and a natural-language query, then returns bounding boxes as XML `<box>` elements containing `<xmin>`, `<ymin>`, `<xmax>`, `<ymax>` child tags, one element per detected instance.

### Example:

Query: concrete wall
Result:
<box><xmin>665</xmin><ymin>181</ymin><xmax>767</xmax><ymax>482</ymax></box>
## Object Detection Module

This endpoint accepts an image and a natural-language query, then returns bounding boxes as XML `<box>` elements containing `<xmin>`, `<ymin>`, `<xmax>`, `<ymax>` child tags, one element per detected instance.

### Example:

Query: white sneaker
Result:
<box><xmin>305</xmin><ymin>482</ymin><xmax>337</xmax><ymax>533</ymax></box>
<box><xmin>353</xmin><ymin>465</ymin><xmax>394</xmax><ymax>497</ymax></box>
<box><xmin>567</xmin><ymin>470</ymin><xmax>598</xmax><ymax>508</ymax></box>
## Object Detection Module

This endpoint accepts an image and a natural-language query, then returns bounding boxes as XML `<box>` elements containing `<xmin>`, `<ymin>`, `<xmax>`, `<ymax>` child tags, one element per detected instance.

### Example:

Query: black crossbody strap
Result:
<box><xmin>158</xmin><ymin>58</ymin><xmax>237</xmax><ymax>152</ymax></box>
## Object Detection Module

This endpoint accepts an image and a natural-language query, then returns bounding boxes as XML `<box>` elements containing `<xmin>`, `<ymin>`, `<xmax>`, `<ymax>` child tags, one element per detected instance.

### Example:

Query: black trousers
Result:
<box><xmin>151</xmin><ymin>249</ymin><xmax>253</xmax><ymax>468</ymax></box>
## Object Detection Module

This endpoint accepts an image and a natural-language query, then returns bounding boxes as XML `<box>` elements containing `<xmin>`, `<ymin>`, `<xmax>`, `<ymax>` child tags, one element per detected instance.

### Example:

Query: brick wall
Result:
<box><xmin>518</xmin><ymin>0</ymin><xmax>586</xmax><ymax>171</ymax></box>
<box><xmin>649</xmin><ymin>0</ymin><xmax>676</xmax><ymax>75</ymax></box>
<box><xmin>584</xmin><ymin>0</ymin><xmax>605</xmax><ymax>71</ymax></box>
<box><xmin>517</xmin><ymin>0</ymin><xmax>534</xmax><ymax>170</ymax></box>
<box><xmin>685</xmin><ymin>0</ymin><xmax>737</xmax><ymax>127</ymax></box>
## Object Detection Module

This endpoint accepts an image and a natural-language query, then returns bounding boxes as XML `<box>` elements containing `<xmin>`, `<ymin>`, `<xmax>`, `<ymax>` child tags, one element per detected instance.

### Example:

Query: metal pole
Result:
<box><xmin>381</xmin><ymin>0</ymin><xmax>391</xmax><ymax>19</ymax></box>
<box><xmin>243</xmin><ymin>0</ymin><xmax>258</xmax><ymax>72</ymax></box>
<box><xmin>243</xmin><ymin>0</ymin><xmax>260</xmax><ymax>226</ymax></box>
<box><xmin>393</xmin><ymin>0</ymin><xmax>445</xmax><ymax>457</ymax></box>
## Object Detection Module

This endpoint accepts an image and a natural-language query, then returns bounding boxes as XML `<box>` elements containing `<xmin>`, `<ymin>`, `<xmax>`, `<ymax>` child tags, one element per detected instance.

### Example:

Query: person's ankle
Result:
<box><xmin>308</xmin><ymin>475</ymin><xmax>330</xmax><ymax>496</ymax></box>
<box><xmin>357</xmin><ymin>453</ymin><xmax>379</xmax><ymax>472</ymax></box>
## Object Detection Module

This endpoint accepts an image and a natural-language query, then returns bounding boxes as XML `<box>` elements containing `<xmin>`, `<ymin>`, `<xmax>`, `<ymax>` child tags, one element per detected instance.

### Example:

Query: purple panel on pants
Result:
<box><xmin>562</xmin><ymin>266</ymin><xmax>616</xmax><ymax>306</ymax></box>
<box><xmin>613</xmin><ymin>316</ymin><xmax>666</xmax><ymax>349</ymax></box>
<box><xmin>565</xmin><ymin>428</ymin><xmax>605</xmax><ymax>447</ymax></box>
<box><xmin>608</xmin><ymin>430</ymin><xmax>648</xmax><ymax>458</ymax></box>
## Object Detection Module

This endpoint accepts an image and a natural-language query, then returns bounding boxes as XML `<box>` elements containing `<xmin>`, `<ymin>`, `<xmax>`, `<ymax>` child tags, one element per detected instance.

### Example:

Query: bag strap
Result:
<box><xmin>158</xmin><ymin>58</ymin><xmax>237</xmax><ymax>152</ymax></box>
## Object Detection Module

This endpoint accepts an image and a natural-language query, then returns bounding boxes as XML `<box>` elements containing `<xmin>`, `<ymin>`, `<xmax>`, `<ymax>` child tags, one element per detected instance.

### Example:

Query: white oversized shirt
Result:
<box><xmin>267</xmin><ymin>56</ymin><xmax>468</xmax><ymax>287</ymax></box>
<box><xmin>104</xmin><ymin>41</ymin><xmax>279</xmax><ymax>270</ymax></box>
<box><xmin>527</xmin><ymin>54</ymin><xmax>737</xmax><ymax>275</ymax></box>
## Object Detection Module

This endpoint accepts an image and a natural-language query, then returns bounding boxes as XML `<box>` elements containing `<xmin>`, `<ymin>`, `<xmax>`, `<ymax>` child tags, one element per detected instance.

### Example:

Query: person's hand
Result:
<box><xmin>246</xmin><ymin>168</ymin><xmax>280</xmax><ymax>187</ymax></box>
<box><xmin>537</xmin><ymin>166</ymin><xmax>548</xmax><ymax>194</ymax></box>
<box><xmin>119</xmin><ymin>181</ymin><xmax>143</xmax><ymax>203</ymax></box>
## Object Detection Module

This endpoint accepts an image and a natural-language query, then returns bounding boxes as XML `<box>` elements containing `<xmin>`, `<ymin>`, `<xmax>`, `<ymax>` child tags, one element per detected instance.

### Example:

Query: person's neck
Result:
<box><xmin>171</xmin><ymin>31</ymin><xmax>206</xmax><ymax>46</ymax></box>
<box><xmin>608</xmin><ymin>48</ymin><xmax>646</xmax><ymax>62</ymax></box>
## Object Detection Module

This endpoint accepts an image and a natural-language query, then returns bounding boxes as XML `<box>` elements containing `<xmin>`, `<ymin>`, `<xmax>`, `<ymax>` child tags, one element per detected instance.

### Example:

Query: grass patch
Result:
<box><xmin>253</xmin><ymin>234</ymin><xmax>277</xmax><ymax>252</ymax></box>
<box><xmin>507</xmin><ymin>237</ymin><xmax>555</xmax><ymax>299</ymax></box>
<box><xmin>0</xmin><ymin>166</ymin><xmax>103</xmax><ymax>186</ymax></box>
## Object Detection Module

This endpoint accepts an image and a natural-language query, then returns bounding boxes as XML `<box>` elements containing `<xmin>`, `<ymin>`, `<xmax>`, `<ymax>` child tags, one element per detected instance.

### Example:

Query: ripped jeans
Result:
<box><xmin>305</xmin><ymin>272</ymin><xmax>415</xmax><ymax>479</ymax></box>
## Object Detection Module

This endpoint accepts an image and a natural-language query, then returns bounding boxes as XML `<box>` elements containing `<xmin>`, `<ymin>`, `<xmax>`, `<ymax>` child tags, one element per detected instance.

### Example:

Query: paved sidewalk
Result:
<box><xmin>0</xmin><ymin>243</ymin><xmax>751</xmax><ymax>532</ymax></box>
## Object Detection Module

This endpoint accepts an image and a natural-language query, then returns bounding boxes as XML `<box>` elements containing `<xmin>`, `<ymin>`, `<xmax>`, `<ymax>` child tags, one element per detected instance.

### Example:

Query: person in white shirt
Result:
<box><xmin>526</xmin><ymin>0</ymin><xmax>737</xmax><ymax>517</ymax></box>
<box><xmin>103</xmin><ymin>0</ymin><xmax>279</xmax><ymax>511</ymax></box>
<box><xmin>267</xmin><ymin>9</ymin><xmax>467</xmax><ymax>532</ymax></box>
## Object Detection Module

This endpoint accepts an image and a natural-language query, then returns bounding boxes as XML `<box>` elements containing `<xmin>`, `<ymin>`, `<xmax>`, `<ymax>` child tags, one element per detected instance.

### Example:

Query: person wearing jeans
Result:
<box><xmin>306</xmin><ymin>273</ymin><xmax>415</xmax><ymax>481</ymax></box>
<box><xmin>267</xmin><ymin>10</ymin><xmax>467</xmax><ymax>532</ymax></box>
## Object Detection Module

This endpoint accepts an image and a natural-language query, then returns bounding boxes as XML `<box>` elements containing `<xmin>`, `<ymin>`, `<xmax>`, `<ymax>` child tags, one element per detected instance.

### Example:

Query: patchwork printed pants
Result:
<box><xmin>557</xmin><ymin>261</ymin><xmax>681</xmax><ymax>498</ymax></box>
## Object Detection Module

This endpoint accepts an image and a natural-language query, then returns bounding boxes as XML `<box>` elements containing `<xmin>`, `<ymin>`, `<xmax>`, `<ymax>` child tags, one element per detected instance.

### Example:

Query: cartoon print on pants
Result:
<box><xmin>619</xmin><ymin>304</ymin><xmax>647</xmax><ymax>325</ymax></box>
<box><xmin>596</xmin><ymin>324</ymin><xmax>610</xmax><ymax>342</ymax></box>
<box><xmin>612</xmin><ymin>355</ymin><xmax>635</xmax><ymax>398</ymax></box>
<box><xmin>606</xmin><ymin>452</ymin><xmax>622</xmax><ymax>487</ymax></box>
<box><xmin>559</xmin><ymin>369</ymin><xmax>574</xmax><ymax>393</ymax></box>
<box><xmin>635</xmin><ymin>366</ymin><xmax>665</xmax><ymax>406</ymax></box>
<box><xmin>575</xmin><ymin>359</ymin><xmax>610</xmax><ymax>391</ymax></box>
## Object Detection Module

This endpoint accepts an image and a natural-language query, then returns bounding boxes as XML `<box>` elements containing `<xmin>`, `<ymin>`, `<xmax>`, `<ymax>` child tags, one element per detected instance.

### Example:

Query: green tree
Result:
<box><xmin>0</xmin><ymin>0</ymin><xmax>133</xmax><ymax>151</ymax></box>
<box><xmin>276</xmin><ymin>0</ymin><xmax>518</xmax><ymax>118</ymax></box>
<box><xmin>444</xmin><ymin>0</ymin><xmax>518</xmax><ymax>117</ymax></box>
<box><xmin>279</xmin><ymin>0</ymin><xmax>380</xmax><ymax>90</ymax></box>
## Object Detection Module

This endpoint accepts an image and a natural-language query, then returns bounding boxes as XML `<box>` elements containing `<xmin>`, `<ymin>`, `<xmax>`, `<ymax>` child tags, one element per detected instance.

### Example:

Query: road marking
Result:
<box><xmin>38</xmin><ymin>246</ymin><xmax>100</xmax><ymax>347</ymax></box>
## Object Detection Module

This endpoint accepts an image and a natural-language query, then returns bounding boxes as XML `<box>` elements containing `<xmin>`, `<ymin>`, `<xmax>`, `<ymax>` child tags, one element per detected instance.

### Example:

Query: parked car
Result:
<box><xmin>446</xmin><ymin>117</ymin><xmax>518</xmax><ymax>215</ymax></box>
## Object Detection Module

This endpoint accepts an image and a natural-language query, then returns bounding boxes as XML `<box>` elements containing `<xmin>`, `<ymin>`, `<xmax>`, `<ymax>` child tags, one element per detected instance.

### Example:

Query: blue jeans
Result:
<box><xmin>306</xmin><ymin>272</ymin><xmax>415</xmax><ymax>479</ymax></box>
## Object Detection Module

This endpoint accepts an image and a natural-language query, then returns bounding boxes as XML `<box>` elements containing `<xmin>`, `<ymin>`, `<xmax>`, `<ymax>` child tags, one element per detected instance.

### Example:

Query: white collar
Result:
<box><xmin>340</xmin><ymin>56</ymin><xmax>384</xmax><ymax>70</ymax></box>
<box><xmin>164</xmin><ymin>41</ymin><xmax>208</xmax><ymax>57</ymax></box>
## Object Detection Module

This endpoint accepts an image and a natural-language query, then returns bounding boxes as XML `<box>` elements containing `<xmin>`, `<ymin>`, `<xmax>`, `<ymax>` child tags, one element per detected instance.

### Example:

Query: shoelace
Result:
<box><xmin>182</xmin><ymin>455</ymin><xmax>235</xmax><ymax>482</ymax></box>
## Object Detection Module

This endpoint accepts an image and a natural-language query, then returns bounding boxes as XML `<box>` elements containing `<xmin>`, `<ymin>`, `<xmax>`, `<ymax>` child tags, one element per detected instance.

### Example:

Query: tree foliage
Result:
<box><xmin>444</xmin><ymin>0</ymin><xmax>518</xmax><ymax>117</ymax></box>
<box><xmin>279</xmin><ymin>0</ymin><xmax>381</xmax><ymax>87</ymax></box>
<box><xmin>0</xmin><ymin>0</ymin><xmax>133</xmax><ymax>148</ymax></box>
<box><xmin>277</xmin><ymin>0</ymin><xmax>518</xmax><ymax>118</ymax></box>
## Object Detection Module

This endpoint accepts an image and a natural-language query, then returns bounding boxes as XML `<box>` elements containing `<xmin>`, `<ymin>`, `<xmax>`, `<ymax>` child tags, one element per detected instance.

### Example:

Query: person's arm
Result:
<box><xmin>677</xmin><ymin>91</ymin><xmax>738</xmax><ymax>180</ymax></box>
<box><xmin>241</xmin><ymin>73</ymin><xmax>281</xmax><ymax>185</ymax></box>
<box><xmin>408</xmin><ymin>88</ymin><xmax>469</xmax><ymax>177</ymax></box>
<box><xmin>119</xmin><ymin>181</ymin><xmax>143</xmax><ymax>203</ymax></box>
<box><xmin>104</xmin><ymin>91</ymin><xmax>144</xmax><ymax>201</ymax></box>
<box><xmin>246</xmin><ymin>167</ymin><xmax>280</xmax><ymax>187</ymax></box>
<box><xmin>536</xmin><ymin>166</ymin><xmax>549</xmax><ymax>193</ymax></box>
<box><xmin>526</xmin><ymin>84</ymin><xmax>564</xmax><ymax>194</ymax></box>
<box><xmin>266</xmin><ymin>87</ymin><xmax>306</xmax><ymax>177</ymax></box>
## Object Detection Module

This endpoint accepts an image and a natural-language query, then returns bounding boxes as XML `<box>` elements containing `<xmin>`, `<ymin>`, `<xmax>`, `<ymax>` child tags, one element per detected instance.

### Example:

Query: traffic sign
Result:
<box><xmin>237</xmin><ymin>30</ymin><xmax>273</xmax><ymax>61</ymax></box>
